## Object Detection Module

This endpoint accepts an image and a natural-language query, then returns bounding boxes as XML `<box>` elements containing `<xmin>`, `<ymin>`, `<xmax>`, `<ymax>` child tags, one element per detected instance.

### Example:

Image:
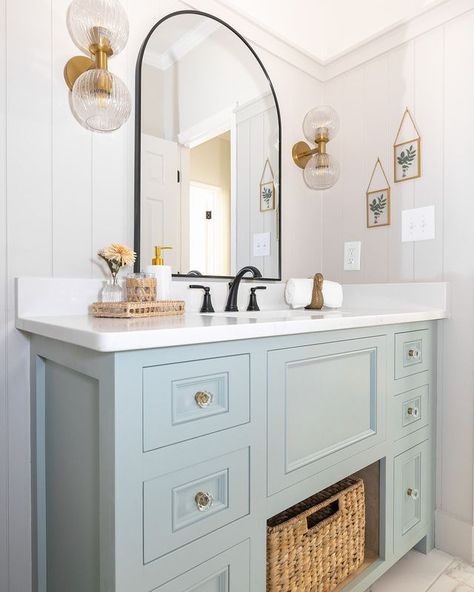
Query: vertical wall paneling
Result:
<box><xmin>6</xmin><ymin>0</ymin><xmax>53</xmax><ymax>588</ymax></box>
<box><xmin>52</xmin><ymin>0</ymin><xmax>93</xmax><ymax>278</ymax></box>
<box><xmin>440</xmin><ymin>12</ymin><xmax>474</xmax><ymax>524</ymax></box>
<box><xmin>387</xmin><ymin>41</ymin><xmax>415</xmax><ymax>282</ymax></box>
<box><xmin>413</xmin><ymin>27</ymin><xmax>444</xmax><ymax>281</ymax></box>
<box><xmin>360</xmin><ymin>56</ymin><xmax>390</xmax><ymax>283</ymax></box>
<box><xmin>321</xmin><ymin>74</ymin><xmax>347</xmax><ymax>283</ymax></box>
<box><xmin>0</xmin><ymin>0</ymin><xmax>8</xmax><ymax>587</ymax></box>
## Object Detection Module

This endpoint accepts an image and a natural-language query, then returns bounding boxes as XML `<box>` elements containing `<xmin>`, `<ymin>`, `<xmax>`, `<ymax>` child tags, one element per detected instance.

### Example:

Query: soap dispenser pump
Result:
<box><xmin>146</xmin><ymin>246</ymin><xmax>173</xmax><ymax>300</ymax></box>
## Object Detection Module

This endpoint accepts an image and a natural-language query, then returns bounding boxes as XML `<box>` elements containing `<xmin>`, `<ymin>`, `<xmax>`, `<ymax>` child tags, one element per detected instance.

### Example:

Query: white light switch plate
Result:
<box><xmin>402</xmin><ymin>206</ymin><xmax>435</xmax><ymax>242</ymax></box>
<box><xmin>344</xmin><ymin>241</ymin><xmax>361</xmax><ymax>271</ymax></box>
<box><xmin>253</xmin><ymin>232</ymin><xmax>271</xmax><ymax>257</ymax></box>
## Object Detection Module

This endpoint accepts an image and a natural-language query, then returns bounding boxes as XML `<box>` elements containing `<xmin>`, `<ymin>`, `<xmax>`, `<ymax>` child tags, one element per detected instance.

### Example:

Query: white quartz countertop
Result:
<box><xmin>15</xmin><ymin>278</ymin><xmax>448</xmax><ymax>352</ymax></box>
<box><xmin>16</xmin><ymin>307</ymin><xmax>447</xmax><ymax>352</ymax></box>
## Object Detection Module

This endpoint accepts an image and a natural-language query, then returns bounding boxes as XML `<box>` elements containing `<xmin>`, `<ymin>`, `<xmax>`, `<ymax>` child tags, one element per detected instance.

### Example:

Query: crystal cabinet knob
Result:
<box><xmin>407</xmin><ymin>407</ymin><xmax>419</xmax><ymax>418</ymax></box>
<box><xmin>407</xmin><ymin>488</ymin><xmax>419</xmax><ymax>500</ymax></box>
<box><xmin>195</xmin><ymin>391</ymin><xmax>213</xmax><ymax>408</ymax></box>
<box><xmin>195</xmin><ymin>491</ymin><xmax>213</xmax><ymax>512</ymax></box>
<box><xmin>408</xmin><ymin>348</ymin><xmax>421</xmax><ymax>359</ymax></box>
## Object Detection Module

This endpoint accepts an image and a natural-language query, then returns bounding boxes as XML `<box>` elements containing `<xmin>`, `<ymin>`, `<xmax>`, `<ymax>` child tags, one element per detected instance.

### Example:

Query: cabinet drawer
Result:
<box><xmin>143</xmin><ymin>447</ymin><xmax>250</xmax><ymax>564</ymax></box>
<box><xmin>393</xmin><ymin>440</ymin><xmax>429</xmax><ymax>553</ymax></box>
<box><xmin>394</xmin><ymin>329</ymin><xmax>431</xmax><ymax>379</ymax></box>
<box><xmin>151</xmin><ymin>539</ymin><xmax>250</xmax><ymax>591</ymax></box>
<box><xmin>267</xmin><ymin>336</ymin><xmax>386</xmax><ymax>495</ymax></box>
<box><xmin>394</xmin><ymin>385</ymin><xmax>429</xmax><ymax>441</ymax></box>
<box><xmin>143</xmin><ymin>355</ymin><xmax>250</xmax><ymax>451</ymax></box>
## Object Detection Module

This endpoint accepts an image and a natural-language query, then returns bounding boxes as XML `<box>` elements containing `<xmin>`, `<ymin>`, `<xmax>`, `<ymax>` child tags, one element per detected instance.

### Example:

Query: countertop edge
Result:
<box><xmin>16</xmin><ymin>310</ymin><xmax>448</xmax><ymax>353</ymax></box>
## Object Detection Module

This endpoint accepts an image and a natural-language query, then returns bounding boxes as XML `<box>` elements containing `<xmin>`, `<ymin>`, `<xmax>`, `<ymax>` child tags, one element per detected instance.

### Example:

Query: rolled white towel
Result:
<box><xmin>285</xmin><ymin>278</ymin><xmax>343</xmax><ymax>309</ymax></box>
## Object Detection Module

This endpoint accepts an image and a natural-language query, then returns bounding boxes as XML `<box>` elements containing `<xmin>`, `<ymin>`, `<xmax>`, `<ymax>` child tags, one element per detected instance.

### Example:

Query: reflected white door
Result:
<box><xmin>141</xmin><ymin>134</ymin><xmax>181</xmax><ymax>271</ymax></box>
<box><xmin>189</xmin><ymin>182</ymin><xmax>228</xmax><ymax>275</ymax></box>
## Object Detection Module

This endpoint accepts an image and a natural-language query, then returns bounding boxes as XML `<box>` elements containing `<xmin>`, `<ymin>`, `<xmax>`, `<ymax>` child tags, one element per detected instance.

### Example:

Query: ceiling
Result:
<box><xmin>216</xmin><ymin>0</ymin><xmax>448</xmax><ymax>62</ymax></box>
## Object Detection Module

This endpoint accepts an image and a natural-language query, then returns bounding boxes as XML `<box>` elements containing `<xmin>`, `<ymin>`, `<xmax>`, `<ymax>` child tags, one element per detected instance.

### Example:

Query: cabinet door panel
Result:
<box><xmin>394</xmin><ymin>440</ymin><xmax>429</xmax><ymax>553</ymax></box>
<box><xmin>151</xmin><ymin>540</ymin><xmax>250</xmax><ymax>591</ymax></box>
<box><xmin>394</xmin><ymin>329</ymin><xmax>431</xmax><ymax>379</ymax></box>
<box><xmin>143</xmin><ymin>355</ymin><xmax>250</xmax><ymax>451</ymax></box>
<box><xmin>268</xmin><ymin>336</ymin><xmax>386</xmax><ymax>495</ymax></box>
<box><xmin>143</xmin><ymin>448</ymin><xmax>250</xmax><ymax>563</ymax></box>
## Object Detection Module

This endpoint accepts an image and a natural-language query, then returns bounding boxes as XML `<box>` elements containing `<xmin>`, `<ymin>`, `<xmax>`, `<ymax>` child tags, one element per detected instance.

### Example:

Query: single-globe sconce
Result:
<box><xmin>64</xmin><ymin>0</ymin><xmax>131</xmax><ymax>133</ymax></box>
<box><xmin>292</xmin><ymin>106</ymin><xmax>340</xmax><ymax>190</ymax></box>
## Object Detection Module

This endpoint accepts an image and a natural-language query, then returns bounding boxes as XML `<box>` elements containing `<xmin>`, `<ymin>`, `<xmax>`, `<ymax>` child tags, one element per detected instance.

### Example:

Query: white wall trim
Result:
<box><xmin>324</xmin><ymin>0</ymin><xmax>474</xmax><ymax>79</ymax></box>
<box><xmin>143</xmin><ymin>18</ymin><xmax>220</xmax><ymax>70</ymax></box>
<box><xmin>181</xmin><ymin>0</ymin><xmax>326</xmax><ymax>81</ymax></box>
<box><xmin>435</xmin><ymin>509</ymin><xmax>474</xmax><ymax>562</ymax></box>
<box><xmin>183</xmin><ymin>0</ymin><xmax>474</xmax><ymax>81</ymax></box>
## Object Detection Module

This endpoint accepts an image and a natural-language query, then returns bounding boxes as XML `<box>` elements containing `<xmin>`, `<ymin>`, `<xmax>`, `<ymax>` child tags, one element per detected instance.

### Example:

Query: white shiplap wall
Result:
<box><xmin>322</xmin><ymin>12</ymin><xmax>474</xmax><ymax>558</ymax></box>
<box><xmin>0</xmin><ymin>1</ymin><xmax>324</xmax><ymax>590</ymax></box>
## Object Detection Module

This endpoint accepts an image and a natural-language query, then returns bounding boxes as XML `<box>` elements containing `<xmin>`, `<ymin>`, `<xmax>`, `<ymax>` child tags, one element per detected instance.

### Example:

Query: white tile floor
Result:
<box><xmin>369</xmin><ymin>549</ymin><xmax>474</xmax><ymax>592</ymax></box>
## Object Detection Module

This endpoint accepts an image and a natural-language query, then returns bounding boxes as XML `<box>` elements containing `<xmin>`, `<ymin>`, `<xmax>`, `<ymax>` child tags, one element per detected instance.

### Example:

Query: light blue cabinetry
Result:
<box><xmin>31</xmin><ymin>321</ymin><xmax>437</xmax><ymax>592</ymax></box>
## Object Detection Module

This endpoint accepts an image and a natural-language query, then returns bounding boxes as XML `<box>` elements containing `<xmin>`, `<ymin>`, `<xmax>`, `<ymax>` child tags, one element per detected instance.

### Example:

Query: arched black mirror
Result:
<box><xmin>135</xmin><ymin>10</ymin><xmax>281</xmax><ymax>280</ymax></box>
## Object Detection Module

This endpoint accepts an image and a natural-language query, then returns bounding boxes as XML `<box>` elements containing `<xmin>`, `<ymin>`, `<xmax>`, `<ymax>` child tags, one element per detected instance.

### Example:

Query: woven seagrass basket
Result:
<box><xmin>267</xmin><ymin>477</ymin><xmax>365</xmax><ymax>592</ymax></box>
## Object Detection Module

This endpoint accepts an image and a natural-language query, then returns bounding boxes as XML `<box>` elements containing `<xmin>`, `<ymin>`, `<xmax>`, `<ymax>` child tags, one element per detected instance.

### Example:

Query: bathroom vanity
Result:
<box><xmin>17</xmin><ymin>280</ymin><xmax>447</xmax><ymax>592</ymax></box>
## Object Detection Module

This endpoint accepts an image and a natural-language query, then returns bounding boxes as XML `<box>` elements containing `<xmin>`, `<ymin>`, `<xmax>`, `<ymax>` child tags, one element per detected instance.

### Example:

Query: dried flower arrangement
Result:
<box><xmin>98</xmin><ymin>243</ymin><xmax>136</xmax><ymax>280</ymax></box>
<box><xmin>97</xmin><ymin>243</ymin><xmax>136</xmax><ymax>303</ymax></box>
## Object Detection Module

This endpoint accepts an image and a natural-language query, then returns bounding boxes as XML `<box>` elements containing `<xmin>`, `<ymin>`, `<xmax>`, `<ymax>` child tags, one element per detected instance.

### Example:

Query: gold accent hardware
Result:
<box><xmin>64</xmin><ymin>56</ymin><xmax>95</xmax><ymax>90</ymax></box>
<box><xmin>195</xmin><ymin>491</ymin><xmax>213</xmax><ymax>511</ymax></box>
<box><xmin>152</xmin><ymin>246</ymin><xmax>173</xmax><ymax>266</ymax></box>
<box><xmin>292</xmin><ymin>132</ymin><xmax>330</xmax><ymax>170</ymax></box>
<box><xmin>195</xmin><ymin>391</ymin><xmax>213</xmax><ymax>408</ymax></box>
<box><xmin>305</xmin><ymin>273</ymin><xmax>324</xmax><ymax>310</ymax></box>
<box><xmin>64</xmin><ymin>29</ymin><xmax>113</xmax><ymax>90</ymax></box>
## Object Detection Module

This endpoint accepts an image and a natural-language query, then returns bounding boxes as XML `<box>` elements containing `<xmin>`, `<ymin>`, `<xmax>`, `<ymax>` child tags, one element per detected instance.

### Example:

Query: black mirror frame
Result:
<box><xmin>134</xmin><ymin>10</ymin><xmax>282</xmax><ymax>281</ymax></box>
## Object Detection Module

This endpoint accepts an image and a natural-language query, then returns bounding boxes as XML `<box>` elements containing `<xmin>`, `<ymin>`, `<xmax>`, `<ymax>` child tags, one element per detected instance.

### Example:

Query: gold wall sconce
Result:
<box><xmin>292</xmin><ymin>105</ymin><xmax>340</xmax><ymax>190</ymax></box>
<box><xmin>64</xmin><ymin>0</ymin><xmax>131</xmax><ymax>132</ymax></box>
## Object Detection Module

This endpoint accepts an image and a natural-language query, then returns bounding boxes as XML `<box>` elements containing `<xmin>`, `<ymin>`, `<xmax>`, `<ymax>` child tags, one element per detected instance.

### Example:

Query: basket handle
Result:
<box><xmin>305</xmin><ymin>499</ymin><xmax>341</xmax><ymax>534</ymax></box>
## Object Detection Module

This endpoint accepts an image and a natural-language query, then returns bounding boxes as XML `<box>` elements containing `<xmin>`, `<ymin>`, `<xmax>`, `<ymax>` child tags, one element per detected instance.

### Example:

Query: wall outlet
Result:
<box><xmin>344</xmin><ymin>241</ymin><xmax>361</xmax><ymax>271</ymax></box>
<box><xmin>253</xmin><ymin>232</ymin><xmax>271</xmax><ymax>257</ymax></box>
<box><xmin>402</xmin><ymin>206</ymin><xmax>435</xmax><ymax>242</ymax></box>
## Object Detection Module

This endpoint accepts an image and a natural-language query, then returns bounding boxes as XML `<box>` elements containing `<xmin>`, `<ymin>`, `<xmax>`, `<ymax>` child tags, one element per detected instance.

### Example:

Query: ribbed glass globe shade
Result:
<box><xmin>303</xmin><ymin>105</ymin><xmax>339</xmax><ymax>143</ymax></box>
<box><xmin>67</xmin><ymin>0</ymin><xmax>129</xmax><ymax>55</ymax></box>
<box><xmin>303</xmin><ymin>153</ymin><xmax>340</xmax><ymax>190</ymax></box>
<box><xmin>71</xmin><ymin>69</ymin><xmax>131</xmax><ymax>132</ymax></box>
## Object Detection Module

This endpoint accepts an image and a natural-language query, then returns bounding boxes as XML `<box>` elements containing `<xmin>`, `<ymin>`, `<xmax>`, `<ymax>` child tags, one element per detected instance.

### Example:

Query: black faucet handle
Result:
<box><xmin>189</xmin><ymin>285</ymin><xmax>215</xmax><ymax>313</ymax></box>
<box><xmin>247</xmin><ymin>286</ymin><xmax>267</xmax><ymax>311</ymax></box>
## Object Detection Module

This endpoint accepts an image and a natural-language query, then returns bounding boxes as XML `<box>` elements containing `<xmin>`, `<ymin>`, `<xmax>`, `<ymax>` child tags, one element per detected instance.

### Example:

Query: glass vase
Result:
<box><xmin>101</xmin><ymin>275</ymin><xmax>123</xmax><ymax>303</ymax></box>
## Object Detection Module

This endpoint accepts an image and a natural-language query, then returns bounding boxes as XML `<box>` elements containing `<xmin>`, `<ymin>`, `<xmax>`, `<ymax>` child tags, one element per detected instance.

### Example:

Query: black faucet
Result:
<box><xmin>225</xmin><ymin>266</ymin><xmax>262</xmax><ymax>312</ymax></box>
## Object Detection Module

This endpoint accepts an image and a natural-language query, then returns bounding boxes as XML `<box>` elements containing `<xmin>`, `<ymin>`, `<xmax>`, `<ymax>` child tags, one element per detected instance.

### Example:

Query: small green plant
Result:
<box><xmin>397</xmin><ymin>144</ymin><xmax>417</xmax><ymax>177</ymax></box>
<box><xmin>369</xmin><ymin>193</ymin><xmax>387</xmax><ymax>224</ymax></box>
<box><xmin>262</xmin><ymin>186</ymin><xmax>273</xmax><ymax>208</ymax></box>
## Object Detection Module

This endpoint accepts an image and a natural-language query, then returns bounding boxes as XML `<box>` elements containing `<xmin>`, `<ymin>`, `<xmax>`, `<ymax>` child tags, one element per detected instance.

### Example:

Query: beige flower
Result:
<box><xmin>98</xmin><ymin>243</ymin><xmax>136</xmax><ymax>268</ymax></box>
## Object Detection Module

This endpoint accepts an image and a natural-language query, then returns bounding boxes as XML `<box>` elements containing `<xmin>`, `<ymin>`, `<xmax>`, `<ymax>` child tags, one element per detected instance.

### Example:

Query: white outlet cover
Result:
<box><xmin>402</xmin><ymin>206</ymin><xmax>435</xmax><ymax>242</ymax></box>
<box><xmin>344</xmin><ymin>241</ymin><xmax>361</xmax><ymax>271</ymax></box>
<box><xmin>253</xmin><ymin>232</ymin><xmax>271</xmax><ymax>257</ymax></box>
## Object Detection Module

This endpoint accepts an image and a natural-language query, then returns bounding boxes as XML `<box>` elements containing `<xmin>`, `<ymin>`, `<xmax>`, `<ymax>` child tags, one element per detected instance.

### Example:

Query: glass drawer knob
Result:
<box><xmin>407</xmin><ymin>488</ymin><xmax>419</xmax><ymax>500</ymax></box>
<box><xmin>407</xmin><ymin>407</ymin><xmax>419</xmax><ymax>418</ymax></box>
<box><xmin>408</xmin><ymin>348</ymin><xmax>420</xmax><ymax>359</ymax></box>
<box><xmin>195</xmin><ymin>391</ymin><xmax>213</xmax><ymax>408</ymax></box>
<box><xmin>195</xmin><ymin>491</ymin><xmax>213</xmax><ymax>511</ymax></box>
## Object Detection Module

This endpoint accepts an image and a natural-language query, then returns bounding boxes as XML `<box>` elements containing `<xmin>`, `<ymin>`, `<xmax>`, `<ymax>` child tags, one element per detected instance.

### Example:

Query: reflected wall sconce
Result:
<box><xmin>292</xmin><ymin>105</ymin><xmax>340</xmax><ymax>190</ymax></box>
<box><xmin>64</xmin><ymin>0</ymin><xmax>131</xmax><ymax>132</ymax></box>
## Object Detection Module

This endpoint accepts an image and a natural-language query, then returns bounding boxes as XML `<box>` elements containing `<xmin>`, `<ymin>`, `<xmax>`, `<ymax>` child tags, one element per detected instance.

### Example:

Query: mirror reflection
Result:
<box><xmin>137</xmin><ymin>12</ymin><xmax>281</xmax><ymax>278</ymax></box>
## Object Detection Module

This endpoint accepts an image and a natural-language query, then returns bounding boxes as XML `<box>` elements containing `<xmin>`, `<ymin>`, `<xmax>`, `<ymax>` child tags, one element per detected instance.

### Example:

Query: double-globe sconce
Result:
<box><xmin>64</xmin><ymin>0</ymin><xmax>131</xmax><ymax>132</ymax></box>
<box><xmin>292</xmin><ymin>105</ymin><xmax>340</xmax><ymax>190</ymax></box>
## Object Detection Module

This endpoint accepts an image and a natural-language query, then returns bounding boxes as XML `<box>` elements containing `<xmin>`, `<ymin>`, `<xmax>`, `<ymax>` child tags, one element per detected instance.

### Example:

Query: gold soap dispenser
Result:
<box><xmin>146</xmin><ymin>246</ymin><xmax>173</xmax><ymax>301</ymax></box>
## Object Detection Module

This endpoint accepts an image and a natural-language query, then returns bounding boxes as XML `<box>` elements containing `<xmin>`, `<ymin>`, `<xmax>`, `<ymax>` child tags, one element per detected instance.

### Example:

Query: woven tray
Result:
<box><xmin>91</xmin><ymin>300</ymin><xmax>185</xmax><ymax>318</ymax></box>
<box><xmin>267</xmin><ymin>477</ymin><xmax>365</xmax><ymax>592</ymax></box>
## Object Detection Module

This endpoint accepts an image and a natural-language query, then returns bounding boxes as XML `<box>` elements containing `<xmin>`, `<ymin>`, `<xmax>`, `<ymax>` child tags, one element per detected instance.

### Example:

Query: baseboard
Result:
<box><xmin>435</xmin><ymin>509</ymin><xmax>474</xmax><ymax>562</ymax></box>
